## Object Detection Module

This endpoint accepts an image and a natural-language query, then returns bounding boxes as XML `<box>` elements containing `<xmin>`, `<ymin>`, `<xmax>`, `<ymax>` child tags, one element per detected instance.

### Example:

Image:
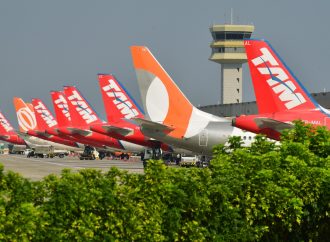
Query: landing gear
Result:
<box><xmin>99</xmin><ymin>152</ymin><xmax>106</xmax><ymax>160</ymax></box>
<box><xmin>120</xmin><ymin>153</ymin><xmax>129</xmax><ymax>160</ymax></box>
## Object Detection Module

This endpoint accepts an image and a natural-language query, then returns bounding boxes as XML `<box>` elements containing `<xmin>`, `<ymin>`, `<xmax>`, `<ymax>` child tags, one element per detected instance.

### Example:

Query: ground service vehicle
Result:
<box><xmin>79</xmin><ymin>146</ymin><xmax>99</xmax><ymax>160</ymax></box>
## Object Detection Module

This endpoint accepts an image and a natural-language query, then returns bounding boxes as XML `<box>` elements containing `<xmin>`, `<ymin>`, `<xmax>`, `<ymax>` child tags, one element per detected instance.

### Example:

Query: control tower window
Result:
<box><xmin>226</xmin><ymin>32</ymin><xmax>244</xmax><ymax>40</ymax></box>
<box><xmin>214</xmin><ymin>32</ymin><xmax>225</xmax><ymax>40</ymax></box>
<box><xmin>212</xmin><ymin>47</ymin><xmax>245</xmax><ymax>53</ymax></box>
<box><xmin>213</xmin><ymin>31</ymin><xmax>252</xmax><ymax>41</ymax></box>
<box><xmin>244</xmin><ymin>33</ymin><xmax>252</xmax><ymax>39</ymax></box>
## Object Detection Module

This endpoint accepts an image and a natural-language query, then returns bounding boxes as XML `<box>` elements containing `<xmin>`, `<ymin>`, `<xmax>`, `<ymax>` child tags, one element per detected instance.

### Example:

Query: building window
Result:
<box><xmin>214</xmin><ymin>32</ymin><xmax>225</xmax><ymax>40</ymax></box>
<box><xmin>212</xmin><ymin>47</ymin><xmax>244</xmax><ymax>54</ymax></box>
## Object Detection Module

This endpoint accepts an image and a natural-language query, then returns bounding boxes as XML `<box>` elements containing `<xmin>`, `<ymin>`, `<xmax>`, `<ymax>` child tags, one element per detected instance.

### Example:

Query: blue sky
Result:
<box><xmin>1</xmin><ymin>0</ymin><xmax>329</xmax><ymax>124</ymax></box>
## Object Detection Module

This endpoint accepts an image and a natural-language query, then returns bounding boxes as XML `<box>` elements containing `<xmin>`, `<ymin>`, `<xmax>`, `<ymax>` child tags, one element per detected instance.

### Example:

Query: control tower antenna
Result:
<box><xmin>209</xmin><ymin>23</ymin><xmax>255</xmax><ymax>104</ymax></box>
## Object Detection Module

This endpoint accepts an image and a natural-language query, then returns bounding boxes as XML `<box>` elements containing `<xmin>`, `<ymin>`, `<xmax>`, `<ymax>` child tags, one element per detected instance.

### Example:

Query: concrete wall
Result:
<box><xmin>221</xmin><ymin>63</ymin><xmax>243</xmax><ymax>104</ymax></box>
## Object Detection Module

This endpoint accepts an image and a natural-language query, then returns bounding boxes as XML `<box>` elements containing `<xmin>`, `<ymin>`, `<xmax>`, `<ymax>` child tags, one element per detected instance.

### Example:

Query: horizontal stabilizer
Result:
<box><xmin>255</xmin><ymin>118</ymin><xmax>293</xmax><ymax>132</ymax></box>
<box><xmin>35</xmin><ymin>130</ymin><xmax>53</xmax><ymax>138</ymax></box>
<box><xmin>0</xmin><ymin>135</ymin><xmax>9</xmax><ymax>140</ymax></box>
<box><xmin>132</xmin><ymin>118</ymin><xmax>174</xmax><ymax>133</ymax></box>
<box><xmin>101</xmin><ymin>125</ymin><xmax>133</xmax><ymax>136</ymax></box>
<box><xmin>66</xmin><ymin>127</ymin><xmax>92</xmax><ymax>136</ymax></box>
<box><xmin>16</xmin><ymin>130</ymin><xmax>29</xmax><ymax>137</ymax></box>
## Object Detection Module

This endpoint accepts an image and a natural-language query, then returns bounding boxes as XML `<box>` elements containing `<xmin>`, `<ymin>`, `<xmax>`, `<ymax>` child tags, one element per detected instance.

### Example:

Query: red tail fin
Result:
<box><xmin>51</xmin><ymin>91</ymin><xmax>72</xmax><ymax>127</ymax></box>
<box><xmin>13</xmin><ymin>97</ymin><xmax>38</xmax><ymax>132</ymax></box>
<box><xmin>32</xmin><ymin>98</ymin><xmax>58</xmax><ymax>131</ymax></box>
<box><xmin>245</xmin><ymin>39</ymin><xmax>317</xmax><ymax>113</ymax></box>
<box><xmin>98</xmin><ymin>74</ymin><xmax>144</xmax><ymax>123</ymax></box>
<box><xmin>0</xmin><ymin>111</ymin><xmax>15</xmax><ymax>134</ymax></box>
<box><xmin>63</xmin><ymin>86</ymin><xmax>101</xmax><ymax>127</ymax></box>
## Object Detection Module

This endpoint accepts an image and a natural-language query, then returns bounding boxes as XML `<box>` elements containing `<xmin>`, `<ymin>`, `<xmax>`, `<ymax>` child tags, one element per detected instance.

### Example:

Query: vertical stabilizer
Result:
<box><xmin>131</xmin><ymin>46</ymin><xmax>223</xmax><ymax>139</ymax></box>
<box><xmin>63</xmin><ymin>86</ymin><xmax>101</xmax><ymax>127</ymax></box>
<box><xmin>0</xmin><ymin>111</ymin><xmax>15</xmax><ymax>134</ymax></box>
<box><xmin>245</xmin><ymin>39</ymin><xmax>317</xmax><ymax>113</ymax></box>
<box><xmin>98</xmin><ymin>74</ymin><xmax>144</xmax><ymax>123</ymax></box>
<box><xmin>51</xmin><ymin>91</ymin><xmax>72</xmax><ymax>127</ymax></box>
<box><xmin>32</xmin><ymin>98</ymin><xmax>58</xmax><ymax>131</ymax></box>
<box><xmin>13</xmin><ymin>97</ymin><xmax>37</xmax><ymax>132</ymax></box>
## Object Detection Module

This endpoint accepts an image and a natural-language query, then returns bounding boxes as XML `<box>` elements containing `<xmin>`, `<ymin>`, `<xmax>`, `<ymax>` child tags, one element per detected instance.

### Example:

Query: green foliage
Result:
<box><xmin>0</xmin><ymin>122</ymin><xmax>329</xmax><ymax>241</ymax></box>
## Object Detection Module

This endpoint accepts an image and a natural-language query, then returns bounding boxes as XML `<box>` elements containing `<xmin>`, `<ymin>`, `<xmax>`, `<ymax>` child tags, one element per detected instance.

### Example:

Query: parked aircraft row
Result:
<box><xmin>0</xmin><ymin>39</ymin><xmax>328</xmax><ymax>160</ymax></box>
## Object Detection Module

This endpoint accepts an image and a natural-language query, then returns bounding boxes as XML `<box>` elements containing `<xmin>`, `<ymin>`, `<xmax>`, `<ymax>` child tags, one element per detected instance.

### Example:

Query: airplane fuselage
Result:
<box><xmin>58</xmin><ymin>126</ymin><xmax>145</xmax><ymax>153</ymax></box>
<box><xmin>18</xmin><ymin>132</ymin><xmax>82</xmax><ymax>151</ymax></box>
<box><xmin>234</xmin><ymin>108</ymin><xmax>330</xmax><ymax>140</ymax></box>
<box><xmin>141</xmin><ymin>121</ymin><xmax>255</xmax><ymax>156</ymax></box>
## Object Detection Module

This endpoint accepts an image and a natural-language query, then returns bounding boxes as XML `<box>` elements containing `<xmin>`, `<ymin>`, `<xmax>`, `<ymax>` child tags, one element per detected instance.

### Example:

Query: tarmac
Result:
<box><xmin>0</xmin><ymin>154</ymin><xmax>144</xmax><ymax>181</ymax></box>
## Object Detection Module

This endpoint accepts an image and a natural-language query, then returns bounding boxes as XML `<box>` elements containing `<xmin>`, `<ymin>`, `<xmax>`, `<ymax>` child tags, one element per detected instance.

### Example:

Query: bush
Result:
<box><xmin>0</xmin><ymin>122</ymin><xmax>329</xmax><ymax>241</ymax></box>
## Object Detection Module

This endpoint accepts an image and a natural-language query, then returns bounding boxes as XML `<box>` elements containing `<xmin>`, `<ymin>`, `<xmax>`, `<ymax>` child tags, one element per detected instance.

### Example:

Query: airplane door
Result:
<box><xmin>199</xmin><ymin>129</ymin><xmax>208</xmax><ymax>146</ymax></box>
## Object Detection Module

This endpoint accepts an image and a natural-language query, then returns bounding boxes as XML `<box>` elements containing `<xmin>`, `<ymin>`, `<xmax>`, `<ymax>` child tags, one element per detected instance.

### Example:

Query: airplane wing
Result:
<box><xmin>132</xmin><ymin>118</ymin><xmax>174</xmax><ymax>133</ymax></box>
<box><xmin>101</xmin><ymin>125</ymin><xmax>134</xmax><ymax>136</ymax></box>
<box><xmin>66</xmin><ymin>127</ymin><xmax>92</xmax><ymax>136</ymax></box>
<box><xmin>254</xmin><ymin>118</ymin><xmax>293</xmax><ymax>132</ymax></box>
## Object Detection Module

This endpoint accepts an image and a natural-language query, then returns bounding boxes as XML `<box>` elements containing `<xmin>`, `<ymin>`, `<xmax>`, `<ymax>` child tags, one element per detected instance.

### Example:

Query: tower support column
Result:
<box><xmin>221</xmin><ymin>63</ymin><xmax>242</xmax><ymax>103</ymax></box>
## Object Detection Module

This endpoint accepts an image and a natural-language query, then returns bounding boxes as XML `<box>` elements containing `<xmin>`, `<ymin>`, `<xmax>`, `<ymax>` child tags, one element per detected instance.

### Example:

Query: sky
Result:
<box><xmin>1</xmin><ymin>0</ymin><xmax>330</xmax><ymax>125</ymax></box>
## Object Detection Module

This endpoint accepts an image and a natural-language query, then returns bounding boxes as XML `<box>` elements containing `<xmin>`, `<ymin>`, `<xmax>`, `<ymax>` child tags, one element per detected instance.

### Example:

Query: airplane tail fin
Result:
<box><xmin>131</xmin><ymin>46</ymin><xmax>224</xmax><ymax>138</ymax></box>
<box><xmin>32</xmin><ymin>98</ymin><xmax>58</xmax><ymax>131</ymax></box>
<box><xmin>50</xmin><ymin>91</ymin><xmax>72</xmax><ymax>127</ymax></box>
<box><xmin>98</xmin><ymin>74</ymin><xmax>144</xmax><ymax>123</ymax></box>
<box><xmin>63</xmin><ymin>86</ymin><xmax>102</xmax><ymax>127</ymax></box>
<box><xmin>13</xmin><ymin>97</ymin><xmax>37</xmax><ymax>132</ymax></box>
<box><xmin>0</xmin><ymin>111</ymin><xmax>15</xmax><ymax>134</ymax></box>
<box><xmin>244</xmin><ymin>39</ymin><xmax>318</xmax><ymax>113</ymax></box>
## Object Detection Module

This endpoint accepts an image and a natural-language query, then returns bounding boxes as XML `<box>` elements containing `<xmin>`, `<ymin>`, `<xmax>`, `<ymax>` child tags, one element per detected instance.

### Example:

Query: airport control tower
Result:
<box><xmin>210</xmin><ymin>24</ymin><xmax>254</xmax><ymax>104</ymax></box>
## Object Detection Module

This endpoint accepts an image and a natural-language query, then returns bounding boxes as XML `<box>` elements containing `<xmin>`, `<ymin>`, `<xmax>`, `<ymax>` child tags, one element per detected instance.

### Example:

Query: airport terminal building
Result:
<box><xmin>200</xmin><ymin>91</ymin><xmax>330</xmax><ymax>117</ymax></box>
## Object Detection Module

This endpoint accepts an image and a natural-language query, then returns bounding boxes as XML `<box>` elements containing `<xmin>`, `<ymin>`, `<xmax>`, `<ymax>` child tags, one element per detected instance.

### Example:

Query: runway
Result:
<box><xmin>0</xmin><ymin>154</ymin><xmax>144</xmax><ymax>180</ymax></box>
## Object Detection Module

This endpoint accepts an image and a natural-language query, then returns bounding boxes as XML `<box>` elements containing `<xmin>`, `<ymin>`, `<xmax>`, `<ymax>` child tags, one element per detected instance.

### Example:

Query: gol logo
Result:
<box><xmin>17</xmin><ymin>107</ymin><xmax>37</xmax><ymax>131</ymax></box>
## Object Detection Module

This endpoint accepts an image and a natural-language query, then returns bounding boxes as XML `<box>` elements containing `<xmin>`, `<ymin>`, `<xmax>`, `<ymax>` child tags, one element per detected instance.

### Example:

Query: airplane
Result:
<box><xmin>48</xmin><ymin>89</ymin><xmax>139</xmax><ymax>158</ymax></box>
<box><xmin>231</xmin><ymin>39</ymin><xmax>330</xmax><ymax>140</ymax></box>
<box><xmin>13</xmin><ymin>97</ymin><xmax>83</xmax><ymax>151</ymax></box>
<box><xmin>58</xmin><ymin>86</ymin><xmax>146</xmax><ymax>153</ymax></box>
<box><xmin>91</xmin><ymin>74</ymin><xmax>175</xmax><ymax>153</ymax></box>
<box><xmin>130</xmin><ymin>46</ymin><xmax>256</xmax><ymax>156</ymax></box>
<box><xmin>31</xmin><ymin>98</ymin><xmax>84</xmax><ymax>151</ymax></box>
<box><xmin>0</xmin><ymin>111</ymin><xmax>26</xmax><ymax>145</ymax></box>
<box><xmin>46</xmin><ymin>90</ymin><xmax>109</xmax><ymax>149</ymax></box>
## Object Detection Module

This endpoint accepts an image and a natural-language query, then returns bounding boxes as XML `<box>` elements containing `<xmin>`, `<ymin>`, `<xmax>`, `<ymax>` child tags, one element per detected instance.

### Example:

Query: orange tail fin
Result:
<box><xmin>13</xmin><ymin>97</ymin><xmax>37</xmax><ymax>132</ymax></box>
